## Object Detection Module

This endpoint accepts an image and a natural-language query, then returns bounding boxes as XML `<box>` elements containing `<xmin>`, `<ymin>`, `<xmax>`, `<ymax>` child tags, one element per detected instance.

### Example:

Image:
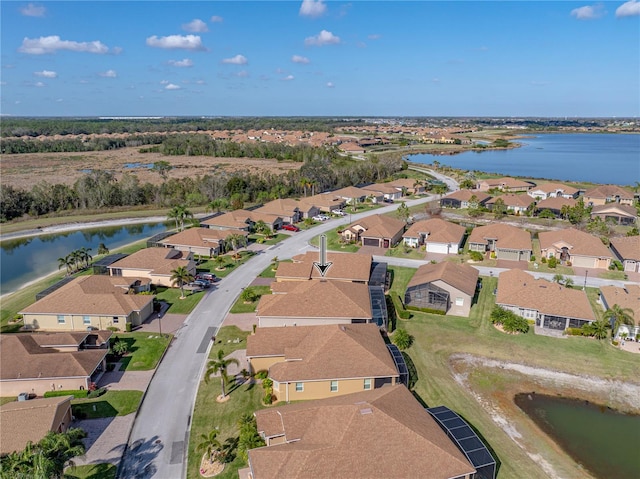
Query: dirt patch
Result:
<box><xmin>1</xmin><ymin>147</ymin><xmax>303</xmax><ymax>189</ymax></box>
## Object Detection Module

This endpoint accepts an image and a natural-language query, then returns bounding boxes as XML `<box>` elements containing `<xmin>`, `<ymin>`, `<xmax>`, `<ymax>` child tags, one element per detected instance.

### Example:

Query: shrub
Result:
<box><xmin>44</xmin><ymin>389</ymin><xmax>88</xmax><ymax>399</ymax></box>
<box><xmin>406</xmin><ymin>305</ymin><xmax>446</xmax><ymax>315</ymax></box>
<box><xmin>254</xmin><ymin>370</ymin><xmax>268</xmax><ymax>380</ymax></box>
<box><xmin>490</xmin><ymin>306</ymin><xmax>529</xmax><ymax>334</ymax></box>
<box><xmin>107</xmin><ymin>326</ymin><xmax>119</xmax><ymax>332</ymax></box>
<box><xmin>392</xmin><ymin>328</ymin><xmax>414</xmax><ymax>350</ymax></box>
<box><xmin>125</xmin><ymin>323</ymin><xmax>132</xmax><ymax>332</ymax></box>
<box><xmin>612</xmin><ymin>340</ymin><xmax>619</xmax><ymax>346</ymax></box>
<box><xmin>13</xmin><ymin>314</ymin><xmax>23</xmax><ymax>321</ymax></box>
<box><xmin>263</xmin><ymin>393</ymin><xmax>273</xmax><ymax>405</ymax></box>
<box><xmin>87</xmin><ymin>387</ymin><xmax>107</xmax><ymax>399</ymax></box>
<box><xmin>262</xmin><ymin>378</ymin><xmax>273</xmax><ymax>389</ymax></box>
<box><xmin>390</xmin><ymin>293</ymin><xmax>411</xmax><ymax>319</ymax></box>
<box><xmin>565</xmin><ymin>327</ymin><xmax>583</xmax><ymax>336</ymax></box>
<box><xmin>541</xmin><ymin>257</ymin><xmax>547</xmax><ymax>264</ymax></box>
<box><xmin>530</xmin><ymin>255</ymin><xmax>536</xmax><ymax>262</ymax></box>
<box><xmin>547</xmin><ymin>256</ymin><xmax>557</xmax><ymax>268</ymax></box>
<box><xmin>469</xmin><ymin>251</ymin><xmax>484</xmax><ymax>261</ymax></box>
<box><xmin>112</xmin><ymin>340</ymin><xmax>129</xmax><ymax>356</ymax></box>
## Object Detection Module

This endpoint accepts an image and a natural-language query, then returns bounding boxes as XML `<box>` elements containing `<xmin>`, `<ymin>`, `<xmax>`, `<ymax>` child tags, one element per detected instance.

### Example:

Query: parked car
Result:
<box><xmin>383</xmin><ymin>198</ymin><xmax>394</xmax><ymax>203</ymax></box>
<box><xmin>331</xmin><ymin>209</ymin><xmax>346</xmax><ymax>216</ymax></box>
<box><xmin>193</xmin><ymin>279</ymin><xmax>210</xmax><ymax>288</ymax></box>
<box><xmin>282</xmin><ymin>224</ymin><xmax>300</xmax><ymax>232</ymax></box>
<box><xmin>196</xmin><ymin>273</ymin><xmax>219</xmax><ymax>283</ymax></box>
<box><xmin>313</xmin><ymin>215</ymin><xmax>330</xmax><ymax>221</ymax></box>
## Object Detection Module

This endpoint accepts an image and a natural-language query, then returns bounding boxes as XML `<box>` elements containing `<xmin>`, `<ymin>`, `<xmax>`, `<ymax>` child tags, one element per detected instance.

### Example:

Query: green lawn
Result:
<box><xmin>597</xmin><ymin>270</ymin><xmax>628</xmax><ymax>281</ymax></box>
<box><xmin>310</xmin><ymin>226</ymin><xmax>360</xmax><ymax>253</ymax></box>
<box><xmin>249</xmin><ymin>233</ymin><xmax>288</xmax><ymax>246</ymax></box>
<box><xmin>207</xmin><ymin>251</ymin><xmax>258</xmax><ymax>278</ymax></box>
<box><xmin>385</xmin><ymin>245</ymin><xmax>427</xmax><ymax>260</ymax></box>
<box><xmin>112</xmin><ymin>332</ymin><xmax>171</xmax><ymax>371</ymax></box>
<box><xmin>64</xmin><ymin>463</ymin><xmax>117</xmax><ymax>479</ymax></box>
<box><xmin>229</xmin><ymin>286</ymin><xmax>271</xmax><ymax>314</ymax></box>
<box><xmin>0</xmin><ymin>397</ymin><xmax>17</xmax><ymax>406</ymax></box>
<box><xmin>71</xmin><ymin>390</ymin><xmax>143</xmax><ymax>419</ymax></box>
<box><xmin>188</xmin><ymin>327</ymin><xmax>260</xmax><ymax>479</ymax></box>
<box><xmin>154</xmin><ymin>285</ymin><xmax>206</xmax><ymax>315</ymax></box>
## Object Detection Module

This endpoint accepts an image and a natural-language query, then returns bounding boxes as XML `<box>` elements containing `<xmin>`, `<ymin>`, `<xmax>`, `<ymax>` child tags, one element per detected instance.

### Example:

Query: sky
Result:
<box><xmin>1</xmin><ymin>0</ymin><xmax>639</xmax><ymax>117</ymax></box>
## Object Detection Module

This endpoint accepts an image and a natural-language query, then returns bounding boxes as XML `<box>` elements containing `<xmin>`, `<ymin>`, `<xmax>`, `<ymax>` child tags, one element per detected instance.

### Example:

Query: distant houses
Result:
<box><xmin>440</xmin><ymin>190</ymin><xmax>491</xmax><ymax>209</ymax></box>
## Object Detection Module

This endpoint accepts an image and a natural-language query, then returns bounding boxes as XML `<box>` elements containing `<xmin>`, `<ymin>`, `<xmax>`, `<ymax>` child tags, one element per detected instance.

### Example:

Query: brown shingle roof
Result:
<box><xmin>536</xmin><ymin>196</ymin><xmax>577</xmax><ymax>211</ymax></box>
<box><xmin>1</xmin><ymin>396</ymin><xmax>72</xmax><ymax>455</ymax></box>
<box><xmin>331</xmin><ymin>186</ymin><xmax>369</xmax><ymax>199</ymax></box>
<box><xmin>20</xmin><ymin>276</ymin><xmax>154</xmax><ymax>316</ymax></box>
<box><xmin>496</xmin><ymin>269</ymin><xmax>595</xmax><ymax>320</ymax></box>
<box><xmin>298</xmin><ymin>193</ymin><xmax>344</xmax><ymax>209</ymax></box>
<box><xmin>482</xmin><ymin>177</ymin><xmax>534</xmax><ymax>190</ymax></box>
<box><xmin>591</xmin><ymin>203</ymin><xmax>638</xmax><ymax>217</ymax></box>
<box><xmin>0</xmin><ymin>334</ymin><xmax>109</xmax><ymax>381</ymax></box>
<box><xmin>539</xmin><ymin>228</ymin><xmax>613</xmax><ymax>258</ymax></box>
<box><xmin>254</xmin><ymin>199</ymin><xmax>300</xmax><ymax>217</ymax></box>
<box><xmin>275</xmin><ymin>252</ymin><xmax>372</xmax><ymax>283</ymax></box>
<box><xmin>348</xmin><ymin>214</ymin><xmax>405</xmax><ymax>240</ymax></box>
<box><xmin>530</xmin><ymin>182</ymin><xmax>578</xmax><ymax>196</ymax></box>
<box><xmin>109</xmin><ymin>247</ymin><xmax>193</xmax><ymax>276</ymax></box>
<box><xmin>360</xmin><ymin>183</ymin><xmax>399</xmax><ymax>195</ymax></box>
<box><xmin>202</xmin><ymin>210</ymin><xmax>253</xmax><ymax>229</ymax></box>
<box><xmin>468</xmin><ymin>224</ymin><xmax>532</xmax><ymax>251</ymax></box>
<box><xmin>599</xmin><ymin>285</ymin><xmax>640</xmax><ymax>326</ymax></box>
<box><xmin>487</xmin><ymin>194</ymin><xmax>535</xmax><ymax>208</ymax></box>
<box><xmin>246</xmin><ymin>324</ymin><xmax>398</xmax><ymax>382</ymax></box>
<box><xmin>403</xmin><ymin>218</ymin><xmax>465</xmax><ymax>244</ymax></box>
<box><xmin>407</xmin><ymin>262</ymin><xmax>479</xmax><ymax>297</ymax></box>
<box><xmin>257</xmin><ymin>280</ymin><xmax>372</xmax><ymax>320</ymax></box>
<box><xmin>250</xmin><ymin>385</ymin><xmax>475</xmax><ymax>479</ymax></box>
<box><xmin>610</xmin><ymin>236</ymin><xmax>640</xmax><ymax>261</ymax></box>
<box><xmin>159</xmin><ymin>227</ymin><xmax>241</xmax><ymax>248</ymax></box>
<box><xmin>584</xmin><ymin>184</ymin><xmax>634</xmax><ymax>201</ymax></box>
<box><xmin>441</xmin><ymin>190</ymin><xmax>491</xmax><ymax>203</ymax></box>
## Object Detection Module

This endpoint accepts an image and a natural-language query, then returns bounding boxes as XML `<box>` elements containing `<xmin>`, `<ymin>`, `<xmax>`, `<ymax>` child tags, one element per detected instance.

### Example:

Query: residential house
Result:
<box><xmin>298</xmin><ymin>193</ymin><xmax>343</xmax><ymax>214</ymax></box>
<box><xmin>202</xmin><ymin>209</ymin><xmax>283</xmax><ymax>232</ymax></box>
<box><xmin>248</xmin><ymin>385</ymin><xmax>479</xmax><ymax>479</ymax></box>
<box><xmin>610</xmin><ymin>236</ymin><xmax>640</xmax><ymax>273</ymax></box>
<box><xmin>338</xmin><ymin>142</ymin><xmax>365</xmax><ymax>155</ymax></box>
<box><xmin>538</xmin><ymin>228</ymin><xmax>613</xmax><ymax>269</ymax></box>
<box><xmin>0</xmin><ymin>331</ymin><xmax>111</xmax><ymax>396</ymax></box>
<box><xmin>467</xmin><ymin>224</ymin><xmax>532</xmax><ymax>261</ymax></box>
<box><xmin>20</xmin><ymin>276</ymin><xmax>154</xmax><ymax>332</ymax></box>
<box><xmin>107</xmin><ymin>247</ymin><xmax>196</xmax><ymax>287</ymax></box>
<box><xmin>476</xmin><ymin>177</ymin><xmax>535</xmax><ymax>192</ymax></box>
<box><xmin>535</xmin><ymin>197</ymin><xmax>577</xmax><ymax>217</ymax></box>
<box><xmin>256</xmin><ymin>280</ymin><xmax>372</xmax><ymax>327</ymax></box>
<box><xmin>1</xmin><ymin>396</ymin><xmax>74</xmax><ymax>455</ymax></box>
<box><xmin>404</xmin><ymin>262</ymin><xmax>478</xmax><ymax>317</ymax></box>
<box><xmin>440</xmin><ymin>190</ymin><xmax>491</xmax><ymax>209</ymax></box>
<box><xmin>486</xmin><ymin>194</ymin><xmax>535</xmax><ymax>215</ymax></box>
<box><xmin>246</xmin><ymin>324</ymin><xmax>400</xmax><ymax>402</ymax></box>
<box><xmin>341</xmin><ymin>214</ymin><xmax>406</xmax><ymax>248</ymax></box>
<box><xmin>276</xmin><ymin>252</ymin><xmax>372</xmax><ymax>284</ymax></box>
<box><xmin>330</xmin><ymin>186</ymin><xmax>369</xmax><ymax>205</ymax></box>
<box><xmin>599</xmin><ymin>284</ymin><xmax>640</xmax><ymax>340</ymax></box>
<box><xmin>158</xmin><ymin>227</ymin><xmax>242</xmax><ymax>257</ymax></box>
<box><xmin>583</xmin><ymin>185</ymin><xmax>635</xmax><ymax>206</ymax></box>
<box><xmin>360</xmin><ymin>183</ymin><xmax>403</xmax><ymax>202</ymax></box>
<box><xmin>402</xmin><ymin>218</ymin><xmax>465</xmax><ymax>254</ymax></box>
<box><xmin>254</xmin><ymin>199</ymin><xmax>302</xmax><ymax>224</ymax></box>
<box><xmin>590</xmin><ymin>204</ymin><xmax>637</xmax><ymax>225</ymax></box>
<box><xmin>496</xmin><ymin>269</ymin><xmax>595</xmax><ymax>333</ymax></box>
<box><xmin>527</xmin><ymin>182</ymin><xmax>579</xmax><ymax>200</ymax></box>
<box><xmin>387</xmin><ymin>178</ymin><xmax>426</xmax><ymax>195</ymax></box>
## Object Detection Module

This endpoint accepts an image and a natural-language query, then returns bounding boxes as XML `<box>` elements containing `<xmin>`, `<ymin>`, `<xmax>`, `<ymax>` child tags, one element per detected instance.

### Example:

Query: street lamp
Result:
<box><xmin>583</xmin><ymin>270</ymin><xmax>588</xmax><ymax>290</ymax></box>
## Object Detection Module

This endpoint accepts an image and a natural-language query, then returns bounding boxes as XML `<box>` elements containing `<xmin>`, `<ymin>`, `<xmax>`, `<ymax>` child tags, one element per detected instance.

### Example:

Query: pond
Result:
<box><xmin>515</xmin><ymin>393</ymin><xmax>640</xmax><ymax>479</ymax></box>
<box><xmin>0</xmin><ymin>222</ymin><xmax>169</xmax><ymax>295</ymax></box>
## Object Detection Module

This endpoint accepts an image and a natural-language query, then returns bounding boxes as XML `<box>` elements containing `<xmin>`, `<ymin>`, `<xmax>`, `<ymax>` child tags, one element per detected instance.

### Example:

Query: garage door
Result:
<box><xmin>363</xmin><ymin>238</ymin><xmax>379</xmax><ymax>247</ymax></box>
<box><xmin>426</xmin><ymin>243</ymin><xmax>449</xmax><ymax>254</ymax></box>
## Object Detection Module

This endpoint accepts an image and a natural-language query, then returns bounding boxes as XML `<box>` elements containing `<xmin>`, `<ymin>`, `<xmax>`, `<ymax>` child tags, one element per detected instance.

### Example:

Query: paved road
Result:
<box><xmin>118</xmin><ymin>176</ymin><xmax>447</xmax><ymax>479</ymax></box>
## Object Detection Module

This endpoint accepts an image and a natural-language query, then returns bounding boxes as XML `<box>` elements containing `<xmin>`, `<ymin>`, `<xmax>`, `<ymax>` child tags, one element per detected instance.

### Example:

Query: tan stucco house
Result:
<box><xmin>107</xmin><ymin>247</ymin><xmax>196</xmax><ymax>287</ymax></box>
<box><xmin>275</xmin><ymin>251</ymin><xmax>372</xmax><ymax>284</ymax></box>
<box><xmin>20</xmin><ymin>275</ymin><xmax>154</xmax><ymax>332</ymax></box>
<box><xmin>527</xmin><ymin>182</ymin><xmax>579</xmax><ymax>200</ymax></box>
<box><xmin>402</xmin><ymin>218</ymin><xmax>465</xmax><ymax>253</ymax></box>
<box><xmin>254</xmin><ymin>199</ymin><xmax>302</xmax><ymax>224</ymax></box>
<box><xmin>590</xmin><ymin>204</ymin><xmax>637</xmax><ymax>225</ymax></box>
<box><xmin>476</xmin><ymin>177</ymin><xmax>534</xmax><ymax>192</ymax></box>
<box><xmin>467</xmin><ymin>224</ymin><xmax>532</xmax><ymax>262</ymax></box>
<box><xmin>246</xmin><ymin>323</ymin><xmax>400</xmax><ymax>402</ymax></box>
<box><xmin>158</xmin><ymin>227</ymin><xmax>241</xmax><ymax>257</ymax></box>
<box><xmin>440</xmin><ymin>190</ymin><xmax>491</xmax><ymax>209</ymax></box>
<box><xmin>538</xmin><ymin>228</ymin><xmax>613</xmax><ymax>269</ymax></box>
<box><xmin>583</xmin><ymin>185</ymin><xmax>634</xmax><ymax>207</ymax></box>
<box><xmin>341</xmin><ymin>214</ymin><xmax>405</xmax><ymax>248</ymax></box>
<box><xmin>486</xmin><ymin>194</ymin><xmax>535</xmax><ymax>215</ymax></box>
<box><xmin>599</xmin><ymin>284</ymin><xmax>640</xmax><ymax>340</ymax></box>
<box><xmin>610</xmin><ymin>236</ymin><xmax>640</xmax><ymax>273</ymax></box>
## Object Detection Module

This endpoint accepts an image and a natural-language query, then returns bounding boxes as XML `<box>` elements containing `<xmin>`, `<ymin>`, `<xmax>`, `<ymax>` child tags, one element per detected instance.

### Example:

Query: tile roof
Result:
<box><xmin>584</xmin><ymin>184</ymin><xmax>634</xmax><ymax>200</ymax></box>
<box><xmin>257</xmin><ymin>280</ymin><xmax>372</xmax><ymax>320</ymax></box>
<box><xmin>538</xmin><ymin>228</ymin><xmax>613</xmax><ymax>258</ymax></box>
<box><xmin>246</xmin><ymin>323</ymin><xmax>398</xmax><ymax>382</ymax></box>
<box><xmin>331</xmin><ymin>186</ymin><xmax>369</xmax><ymax>199</ymax></box>
<box><xmin>275</xmin><ymin>252</ymin><xmax>372</xmax><ymax>283</ymax></box>
<box><xmin>481</xmin><ymin>177</ymin><xmax>534</xmax><ymax>189</ymax></box>
<box><xmin>536</xmin><ymin>196</ymin><xmax>577</xmax><ymax>210</ymax></box>
<box><xmin>202</xmin><ymin>210</ymin><xmax>253</xmax><ymax>229</ymax></box>
<box><xmin>610</xmin><ymin>236</ymin><xmax>640</xmax><ymax>261</ymax></box>
<box><xmin>487</xmin><ymin>194</ymin><xmax>535</xmax><ymax>208</ymax></box>
<box><xmin>403</xmin><ymin>218</ymin><xmax>465</xmax><ymax>244</ymax></box>
<box><xmin>1</xmin><ymin>396</ymin><xmax>73</xmax><ymax>455</ymax></box>
<box><xmin>159</xmin><ymin>227</ymin><xmax>241</xmax><ymax>248</ymax></box>
<box><xmin>348</xmin><ymin>214</ymin><xmax>405</xmax><ymax>239</ymax></box>
<box><xmin>250</xmin><ymin>385</ymin><xmax>476</xmax><ymax>479</ymax></box>
<box><xmin>386</xmin><ymin>178</ymin><xmax>421</xmax><ymax>189</ymax></box>
<box><xmin>0</xmin><ymin>334</ymin><xmax>109</xmax><ymax>381</ymax></box>
<box><xmin>599</xmin><ymin>285</ymin><xmax>640</xmax><ymax>326</ymax></box>
<box><xmin>441</xmin><ymin>190</ymin><xmax>491</xmax><ymax>203</ymax></box>
<box><xmin>360</xmin><ymin>183</ymin><xmax>399</xmax><ymax>195</ymax></box>
<box><xmin>109</xmin><ymin>247</ymin><xmax>193</xmax><ymax>276</ymax></box>
<box><xmin>591</xmin><ymin>203</ymin><xmax>638</xmax><ymax>217</ymax></box>
<box><xmin>21</xmin><ymin>276</ymin><xmax>154</xmax><ymax>316</ymax></box>
<box><xmin>496</xmin><ymin>269</ymin><xmax>595</xmax><ymax>320</ymax></box>
<box><xmin>407</xmin><ymin>262</ymin><xmax>479</xmax><ymax>297</ymax></box>
<box><xmin>468</xmin><ymin>223</ymin><xmax>532</xmax><ymax>251</ymax></box>
<box><xmin>254</xmin><ymin>199</ymin><xmax>301</xmax><ymax>217</ymax></box>
<box><xmin>298</xmin><ymin>193</ymin><xmax>344</xmax><ymax>209</ymax></box>
<box><xmin>529</xmin><ymin>182</ymin><xmax>578</xmax><ymax>195</ymax></box>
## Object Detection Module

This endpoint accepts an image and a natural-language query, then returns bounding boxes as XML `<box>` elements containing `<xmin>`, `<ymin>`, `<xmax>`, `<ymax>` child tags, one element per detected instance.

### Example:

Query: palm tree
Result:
<box><xmin>68</xmin><ymin>251</ymin><xmax>82</xmax><ymax>273</ymax></box>
<box><xmin>591</xmin><ymin>319</ymin><xmax>609</xmax><ymax>340</ymax></box>
<box><xmin>254</xmin><ymin>220</ymin><xmax>271</xmax><ymax>238</ymax></box>
<box><xmin>38</xmin><ymin>428</ymin><xmax>85</xmax><ymax>475</ymax></box>
<box><xmin>58</xmin><ymin>256</ymin><xmax>72</xmax><ymax>275</ymax></box>
<box><xmin>563</xmin><ymin>277</ymin><xmax>574</xmax><ymax>289</ymax></box>
<box><xmin>206</xmin><ymin>198</ymin><xmax>229</xmax><ymax>214</ymax></box>
<box><xmin>271</xmin><ymin>256</ymin><xmax>279</xmax><ymax>271</ymax></box>
<box><xmin>227</xmin><ymin>233</ymin><xmax>247</xmax><ymax>255</ymax></box>
<box><xmin>205</xmin><ymin>349</ymin><xmax>240</xmax><ymax>399</ymax></box>
<box><xmin>603</xmin><ymin>304</ymin><xmax>635</xmax><ymax>337</ymax></box>
<box><xmin>97</xmin><ymin>242</ymin><xmax>109</xmax><ymax>255</ymax></box>
<box><xmin>167</xmin><ymin>206</ymin><xmax>182</xmax><ymax>230</ymax></box>
<box><xmin>214</xmin><ymin>254</ymin><xmax>227</xmax><ymax>271</ymax></box>
<box><xmin>170</xmin><ymin>266</ymin><xmax>195</xmax><ymax>299</ymax></box>
<box><xmin>78</xmin><ymin>247</ymin><xmax>92</xmax><ymax>269</ymax></box>
<box><xmin>196</xmin><ymin>430</ymin><xmax>222</xmax><ymax>464</ymax></box>
<box><xmin>552</xmin><ymin>273</ymin><xmax>565</xmax><ymax>284</ymax></box>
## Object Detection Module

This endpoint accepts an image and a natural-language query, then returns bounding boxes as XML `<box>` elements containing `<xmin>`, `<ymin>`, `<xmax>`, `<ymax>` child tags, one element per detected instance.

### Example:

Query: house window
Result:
<box><xmin>330</xmin><ymin>380</ymin><xmax>338</xmax><ymax>392</ymax></box>
<box><xmin>57</xmin><ymin>315</ymin><xmax>65</xmax><ymax>324</ymax></box>
<box><xmin>295</xmin><ymin>382</ymin><xmax>303</xmax><ymax>392</ymax></box>
<box><xmin>455</xmin><ymin>297</ymin><xmax>464</xmax><ymax>306</ymax></box>
<box><xmin>113</xmin><ymin>316</ymin><xmax>119</xmax><ymax>323</ymax></box>
<box><xmin>363</xmin><ymin>379</ymin><xmax>372</xmax><ymax>390</ymax></box>
<box><xmin>273</xmin><ymin>381</ymin><xmax>279</xmax><ymax>391</ymax></box>
<box><xmin>83</xmin><ymin>316</ymin><xmax>91</xmax><ymax>325</ymax></box>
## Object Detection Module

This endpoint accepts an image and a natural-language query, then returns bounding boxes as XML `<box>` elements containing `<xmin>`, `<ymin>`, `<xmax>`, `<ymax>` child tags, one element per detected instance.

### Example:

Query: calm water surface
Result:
<box><xmin>409</xmin><ymin>133</ymin><xmax>640</xmax><ymax>185</ymax></box>
<box><xmin>515</xmin><ymin>393</ymin><xmax>640</xmax><ymax>479</ymax></box>
<box><xmin>1</xmin><ymin>222</ymin><xmax>168</xmax><ymax>295</ymax></box>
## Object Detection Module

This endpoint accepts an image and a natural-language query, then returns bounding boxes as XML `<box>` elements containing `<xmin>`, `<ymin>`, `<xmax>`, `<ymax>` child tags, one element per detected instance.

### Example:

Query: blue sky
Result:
<box><xmin>1</xmin><ymin>1</ymin><xmax>639</xmax><ymax>117</ymax></box>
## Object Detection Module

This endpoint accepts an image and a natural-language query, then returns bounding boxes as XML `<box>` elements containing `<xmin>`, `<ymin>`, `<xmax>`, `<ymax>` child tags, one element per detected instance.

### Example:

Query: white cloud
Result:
<box><xmin>616</xmin><ymin>0</ymin><xmax>640</xmax><ymax>16</ymax></box>
<box><xmin>99</xmin><ymin>69</ymin><xmax>117</xmax><ymax>78</ymax></box>
<box><xmin>300</xmin><ymin>0</ymin><xmax>326</xmax><ymax>17</ymax></box>
<box><xmin>112</xmin><ymin>46</ymin><xmax>123</xmax><ymax>55</ymax></box>
<box><xmin>235</xmin><ymin>70</ymin><xmax>249</xmax><ymax>78</ymax></box>
<box><xmin>195</xmin><ymin>79</ymin><xmax>206</xmax><ymax>85</ymax></box>
<box><xmin>210</xmin><ymin>15</ymin><xmax>223</xmax><ymax>23</ymax></box>
<box><xmin>34</xmin><ymin>70</ymin><xmax>57</xmax><ymax>78</ymax></box>
<box><xmin>182</xmin><ymin>19</ymin><xmax>208</xmax><ymax>33</ymax></box>
<box><xmin>18</xmin><ymin>35</ymin><xmax>110</xmax><ymax>54</ymax></box>
<box><xmin>222</xmin><ymin>54</ymin><xmax>248</xmax><ymax>65</ymax></box>
<box><xmin>21</xmin><ymin>3</ymin><xmax>45</xmax><ymax>17</ymax></box>
<box><xmin>168</xmin><ymin>58</ymin><xmax>194</xmax><ymax>67</ymax></box>
<box><xmin>160</xmin><ymin>80</ymin><xmax>170</xmax><ymax>84</ymax></box>
<box><xmin>165</xmin><ymin>83</ymin><xmax>181</xmax><ymax>90</ymax></box>
<box><xmin>282</xmin><ymin>75</ymin><xmax>294</xmax><ymax>81</ymax></box>
<box><xmin>368</xmin><ymin>34</ymin><xmax>381</xmax><ymax>40</ymax></box>
<box><xmin>570</xmin><ymin>4</ymin><xmax>605</xmax><ymax>19</ymax></box>
<box><xmin>304</xmin><ymin>30</ymin><xmax>341</xmax><ymax>46</ymax></box>
<box><xmin>326</xmin><ymin>81</ymin><xmax>335</xmax><ymax>88</ymax></box>
<box><xmin>34</xmin><ymin>81</ymin><xmax>45</xmax><ymax>87</ymax></box>
<box><xmin>292</xmin><ymin>55</ymin><xmax>310</xmax><ymax>64</ymax></box>
<box><xmin>146</xmin><ymin>35</ymin><xmax>205</xmax><ymax>51</ymax></box>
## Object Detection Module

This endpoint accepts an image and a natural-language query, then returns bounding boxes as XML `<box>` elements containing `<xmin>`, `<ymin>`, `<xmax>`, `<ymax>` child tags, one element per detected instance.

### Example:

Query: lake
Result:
<box><xmin>515</xmin><ymin>393</ymin><xmax>640</xmax><ymax>479</ymax></box>
<box><xmin>0</xmin><ymin>222</ymin><xmax>169</xmax><ymax>295</ymax></box>
<box><xmin>409</xmin><ymin>133</ymin><xmax>640</xmax><ymax>185</ymax></box>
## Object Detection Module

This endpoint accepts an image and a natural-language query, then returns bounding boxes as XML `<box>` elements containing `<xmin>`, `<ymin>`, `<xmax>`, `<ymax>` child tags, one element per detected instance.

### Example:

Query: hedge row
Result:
<box><xmin>44</xmin><ymin>389</ymin><xmax>88</xmax><ymax>399</ymax></box>
<box><xmin>406</xmin><ymin>305</ymin><xmax>446</xmax><ymax>315</ymax></box>
<box><xmin>390</xmin><ymin>293</ymin><xmax>411</xmax><ymax>320</ymax></box>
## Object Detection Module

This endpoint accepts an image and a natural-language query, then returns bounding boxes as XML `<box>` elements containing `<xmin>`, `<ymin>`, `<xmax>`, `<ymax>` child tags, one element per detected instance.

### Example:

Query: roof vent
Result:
<box><xmin>340</xmin><ymin>325</ymin><xmax>346</xmax><ymax>331</ymax></box>
<box><xmin>359</xmin><ymin>408</ymin><xmax>373</xmax><ymax>415</ymax></box>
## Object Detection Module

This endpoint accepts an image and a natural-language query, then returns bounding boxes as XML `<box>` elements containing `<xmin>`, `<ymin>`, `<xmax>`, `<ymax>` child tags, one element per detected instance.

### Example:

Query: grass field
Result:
<box><xmin>112</xmin><ymin>332</ymin><xmax>171</xmax><ymax>371</ymax></box>
<box><xmin>71</xmin><ymin>390</ymin><xmax>143</xmax><ymax>419</ymax></box>
<box><xmin>64</xmin><ymin>463</ymin><xmax>117</xmax><ymax>479</ymax></box>
<box><xmin>310</xmin><ymin>226</ymin><xmax>360</xmax><ymax>253</ymax></box>
<box><xmin>229</xmin><ymin>286</ymin><xmax>271</xmax><ymax>314</ymax></box>
<box><xmin>154</xmin><ymin>286</ymin><xmax>205</xmax><ymax>315</ymax></box>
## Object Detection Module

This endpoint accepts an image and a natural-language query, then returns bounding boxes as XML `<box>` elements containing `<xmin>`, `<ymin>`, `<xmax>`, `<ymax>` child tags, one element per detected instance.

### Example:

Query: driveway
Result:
<box><xmin>72</xmin><ymin>415</ymin><xmax>136</xmax><ymax>467</ymax></box>
<box><xmin>98</xmin><ymin>364</ymin><xmax>154</xmax><ymax>391</ymax></box>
